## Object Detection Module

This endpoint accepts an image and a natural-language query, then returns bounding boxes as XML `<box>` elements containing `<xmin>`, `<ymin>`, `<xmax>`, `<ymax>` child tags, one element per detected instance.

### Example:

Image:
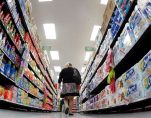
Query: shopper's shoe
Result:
<box><xmin>69</xmin><ymin>113</ymin><xmax>74</xmax><ymax>116</ymax></box>
<box><xmin>65</xmin><ymin>108</ymin><xmax>69</xmax><ymax>114</ymax></box>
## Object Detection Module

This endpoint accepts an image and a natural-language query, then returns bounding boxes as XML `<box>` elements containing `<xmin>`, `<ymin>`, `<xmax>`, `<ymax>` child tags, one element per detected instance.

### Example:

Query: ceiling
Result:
<box><xmin>30</xmin><ymin>0</ymin><xmax>106</xmax><ymax>83</ymax></box>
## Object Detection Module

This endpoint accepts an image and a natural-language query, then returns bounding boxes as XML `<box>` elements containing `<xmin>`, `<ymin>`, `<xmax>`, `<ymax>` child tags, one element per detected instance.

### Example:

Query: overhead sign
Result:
<box><xmin>85</xmin><ymin>46</ymin><xmax>95</xmax><ymax>51</ymax></box>
<box><xmin>42</xmin><ymin>46</ymin><xmax>51</xmax><ymax>51</ymax></box>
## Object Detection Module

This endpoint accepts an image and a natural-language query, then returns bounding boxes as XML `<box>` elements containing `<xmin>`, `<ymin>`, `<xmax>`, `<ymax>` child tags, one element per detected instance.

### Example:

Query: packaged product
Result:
<box><xmin>138</xmin><ymin>50</ymin><xmax>151</xmax><ymax>98</ymax></box>
<box><xmin>99</xmin><ymin>89</ymin><xmax>106</xmax><ymax>99</ymax></box>
<box><xmin>9</xmin><ymin>65</ymin><xmax>16</xmax><ymax>80</ymax></box>
<box><xmin>4</xmin><ymin>86</ymin><xmax>13</xmax><ymax>101</ymax></box>
<box><xmin>122</xmin><ymin>64</ymin><xmax>142</xmax><ymax>86</ymax></box>
<box><xmin>0</xmin><ymin>85</ymin><xmax>4</xmax><ymax>99</ymax></box>
<box><xmin>142</xmin><ymin>1</ymin><xmax>151</xmax><ymax>22</ymax></box>
<box><xmin>12</xmin><ymin>86</ymin><xmax>17</xmax><ymax>103</ymax></box>
<box><xmin>115</xmin><ymin>0</ymin><xmax>133</xmax><ymax>16</ymax></box>
<box><xmin>105</xmin><ymin>48</ymin><xmax>114</xmax><ymax>73</ymax></box>
<box><xmin>129</xmin><ymin>6</ymin><xmax>150</xmax><ymax>40</ymax></box>
<box><xmin>116</xmin><ymin>87</ymin><xmax>128</xmax><ymax>105</ymax></box>
<box><xmin>101</xmin><ymin>97</ymin><xmax>108</xmax><ymax>109</ymax></box>
<box><xmin>116</xmin><ymin>76</ymin><xmax>124</xmax><ymax>90</ymax></box>
<box><xmin>110</xmin><ymin>8</ymin><xmax>123</xmax><ymax>38</ymax></box>
<box><xmin>125</xmin><ymin>80</ymin><xmax>144</xmax><ymax>103</ymax></box>
<box><xmin>0</xmin><ymin>50</ymin><xmax>4</xmax><ymax>66</ymax></box>
<box><xmin>107</xmin><ymin>68</ymin><xmax>115</xmax><ymax>84</ymax></box>
<box><xmin>109</xmin><ymin>93</ymin><xmax>117</xmax><ymax>107</ymax></box>
<box><xmin>105</xmin><ymin>85</ymin><xmax>111</xmax><ymax>97</ymax></box>
<box><xmin>4</xmin><ymin>61</ymin><xmax>11</xmax><ymax>77</ymax></box>
<box><xmin>137</xmin><ymin>0</ymin><xmax>150</xmax><ymax>11</ymax></box>
<box><xmin>113</xmin><ymin>23</ymin><xmax>136</xmax><ymax>67</ymax></box>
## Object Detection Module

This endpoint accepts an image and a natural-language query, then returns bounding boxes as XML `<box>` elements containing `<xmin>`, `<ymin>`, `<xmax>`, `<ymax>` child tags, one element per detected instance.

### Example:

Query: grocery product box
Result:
<box><xmin>113</xmin><ymin>23</ymin><xmax>136</xmax><ymax>66</ymax></box>
<box><xmin>122</xmin><ymin>64</ymin><xmax>142</xmax><ymax>87</ymax></box>
<box><xmin>138</xmin><ymin>50</ymin><xmax>151</xmax><ymax>98</ymax></box>
<box><xmin>124</xmin><ymin>80</ymin><xmax>144</xmax><ymax>103</ymax></box>
<box><xmin>101</xmin><ymin>0</ymin><xmax>116</xmax><ymax>36</ymax></box>
<box><xmin>129</xmin><ymin>6</ymin><xmax>150</xmax><ymax>40</ymax></box>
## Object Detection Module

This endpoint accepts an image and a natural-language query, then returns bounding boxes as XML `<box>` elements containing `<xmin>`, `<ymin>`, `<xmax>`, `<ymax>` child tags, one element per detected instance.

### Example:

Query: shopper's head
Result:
<box><xmin>65</xmin><ymin>62</ymin><xmax>72</xmax><ymax>68</ymax></box>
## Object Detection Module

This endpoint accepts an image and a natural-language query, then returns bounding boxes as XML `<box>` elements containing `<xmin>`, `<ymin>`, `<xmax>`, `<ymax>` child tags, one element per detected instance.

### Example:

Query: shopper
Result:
<box><xmin>58</xmin><ymin>63</ymin><xmax>81</xmax><ymax>115</ymax></box>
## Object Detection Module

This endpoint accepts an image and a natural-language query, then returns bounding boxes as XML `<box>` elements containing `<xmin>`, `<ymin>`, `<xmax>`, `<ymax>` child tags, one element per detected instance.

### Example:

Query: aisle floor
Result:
<box><xmin>0</xmin><ymin>110</ymin><xmax>151</xmax><ymax>118</ymax></box>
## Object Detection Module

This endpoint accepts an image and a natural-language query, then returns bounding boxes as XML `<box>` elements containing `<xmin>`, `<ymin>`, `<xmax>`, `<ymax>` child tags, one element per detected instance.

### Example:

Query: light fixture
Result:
<box><xmin>90</xmin><ymin>25</ymin><xmax>101</xmax><ymax>41</ymax></box>
<box><xmin>81</xmin><ymin>67</ymin><xmax>86</xmax><ymax>73</ymax></box>
<box><xmin>43</xmin><ymin>23</ymin><xmax>56</xmax><ymax>39</ymax></box>
<box><xmin>50</xmin><ymin>51</ymin><xmax>59</xmax><ymax>60</ymax></box>
<box><xmin>54</xmin><ymin>66</ymin><xmax>61</xmax><ymax>72</ymax></box>
<box><xmin>39</xmin><ymin>0</ymin><xmax>53</xmax><ymax>2</ymax></box>
<box><xmin>44</xmin><ymin>50</ymin><xmax>50</xmax><ymax>64</ymax></box>
<box><xmin>85</xmin><ymin>52</ymin><xmax>92</xmax><ymax>61</ymax></box>
<box><xmin>100</xmin><ymin>0</ymin><xmax>108</xmax><ymax>5</ymax></box>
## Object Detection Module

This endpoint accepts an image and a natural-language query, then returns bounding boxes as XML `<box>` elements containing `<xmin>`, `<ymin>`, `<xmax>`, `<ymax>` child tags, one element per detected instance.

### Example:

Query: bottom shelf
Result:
<box><xmin>0</xmin><ymin>99</ymin><xmax>44</xmax><ymax>111</ymax></box>
<box><xmin>81</xmin><ymin>97</ymin><xmax>151</xmax><ymax>113</ymax></box>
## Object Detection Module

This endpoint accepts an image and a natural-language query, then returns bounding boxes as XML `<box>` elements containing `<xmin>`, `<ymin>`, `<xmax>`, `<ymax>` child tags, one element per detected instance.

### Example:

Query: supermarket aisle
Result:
<box><xmin>0</xmin><ymin>110</ymin><xmax>151</xmax><ymax>118</ymax></box>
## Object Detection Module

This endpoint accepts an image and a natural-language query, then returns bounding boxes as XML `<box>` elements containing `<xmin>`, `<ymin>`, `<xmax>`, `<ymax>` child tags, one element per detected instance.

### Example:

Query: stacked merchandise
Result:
<box><xmin>0</xmin><ymin>0</ymin><xmax>56</xmax><ymax>111</ymax></box>
<box><xmin>82</xmin><ymin>51</ymin><xmax>151</xmax><ymax>111</ymax></box>
<box><xmin>80</xmin><ymin>0</ymin><xmax>151</xmax><ymax>112</ymax></box>
<box><xmin>43</xmin><ymin>89</ymin><xmax>53</xmax><ymax>110</ymax></box>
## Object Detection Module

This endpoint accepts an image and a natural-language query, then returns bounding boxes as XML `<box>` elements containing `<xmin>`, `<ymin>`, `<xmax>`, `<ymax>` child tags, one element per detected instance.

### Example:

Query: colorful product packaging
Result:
<box><xmin>138</xmin><ymin>50</ymin><xmax>151</xmax><ymax>99</ymax></box>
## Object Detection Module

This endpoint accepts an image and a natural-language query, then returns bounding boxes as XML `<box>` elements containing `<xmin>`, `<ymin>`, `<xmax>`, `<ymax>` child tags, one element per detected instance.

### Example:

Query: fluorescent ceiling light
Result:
<box><xmin>39</xmin><ymin>0</ymin><xmax>53</xmax><ymax>2</ymax></box>
<box><xmin>81</xmin><ymin>67</ymin><xmax>86</xmax><ymax>73</ymax></box>
<box><xmin>85</xmin><ymin>52</ymin><xmax>92</xmax><ymax>61</ymax></box>
<box><xmin>44</xmin><ymin>50</ymin><xmax>50</xmax><ymax>64</ymax></box>
<box><xmin>54</xmin><ymin>66</ymin><xmax>61</xmax><ymax>72</ymax></box>
<box><xmin>100</xmin><ymin>0</ymin><xmax>108</xmax><ymax>5</ymax></box>
<box><xmin>43</xmin><ymin>23</ymin><xmax>56</xmax><ymax>39</ymax></box>
<box><xmin>50</xmin><ymin>51</ymin><xmax>59</xmax><ymax>60</ymax></box>
<box><xmin>90</xmin><ymin>25</ymin><xmax>101</xmax><ymax>41</ymax></box>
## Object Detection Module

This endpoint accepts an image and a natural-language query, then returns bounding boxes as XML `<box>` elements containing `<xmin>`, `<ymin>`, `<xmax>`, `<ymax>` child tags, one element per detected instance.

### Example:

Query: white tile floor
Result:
<box><xmin>0</xmin><ymin>110</ymin><xmax>151</xmax><ymax>118</ymax></box>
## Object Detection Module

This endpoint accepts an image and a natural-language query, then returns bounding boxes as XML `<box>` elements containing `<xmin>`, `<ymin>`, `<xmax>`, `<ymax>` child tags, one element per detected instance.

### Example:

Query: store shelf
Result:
<box><xmin>24</xmin><ymin>74</ymin><xmax>44</xmax><ymax>93</ymax></box>
<box><xmin>81</xmin><ymin>0</ymin><xmax>137</xmax><ymax>88</ymax></box>
<box><xmin>16</xmin><ymin>84</ymin><xmax>42</xmax><ymax>100</ymax></box>
<box><xmin>28</xmin><ymin>64</ymin><xmax>44</xmax><ymax>85</ymax></box>
<box><xmin>46</xmin><ymin>68</ymin><xmax>57</xmax><ymax>95</ymax></box>
<box><xmin>0</xmin><ymin>21</ymin><xmax>22</xmax><ymax>56</ymax></box>
<box><xmin>15</xmin><ymin>0</ymin><xmax>46</xmax><ymax>70</ymax></box>
<box><xmin>81</xmin><ymin>0</ymin><xmax>138</xmax><ymax>97</ymax></box>
<box><xmin>81</xmin><ymin>6</ymin><xmax>117</xmax><ymax>87</ymax></box>
<box><xmin>4</xmin><ymin>0</ymin><xmax>24</xmax><ymax>43</ymax></box>
<box><xmin>46</xmin><ymin>85</ymin><xmax>54</xmax><ymax>96</ymax></box>
<box><xmin>0</xmin><ymin>72</ymin><xmax>16</xmax><ymax>86</ymax></box>
<box><xmin>81</xmin><ymin>97</ymin><xmax>88</xmax><ymax>104</ymax></box>
<box><xmin>0</xmin><ymin>99</ymin><xmax>43</xmax><ymax>111</ymax></box>
<box><xmin>110</xmin><ymin>0</ymin><xmax>137</xmax><ymax>48</ymax></box>
<box><xmin>0</xmin><ymin>70</ymin><xmax>43</xmax><ymax>100</ymax></box>
<box><xmin>90</xmin><ymin>25</ymin><xmax>151</xmax><ymax>95</ymax></box>
<box><xmin>14</xmin><ymin>0</ymin><xmax>57</xmax><ymax>99</ymax></box>
<box><xmin>14</xmin><ymin>0</ymin><xmax>47</xmax><ymax>81</ymax></box>
<box><xmin>82</xmin><ymin>97</ymin><xmax>151</xmax><ymax>113</ymax></box>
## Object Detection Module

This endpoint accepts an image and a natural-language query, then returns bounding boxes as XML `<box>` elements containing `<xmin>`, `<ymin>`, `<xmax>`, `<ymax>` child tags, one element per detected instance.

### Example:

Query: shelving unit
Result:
<box><xmin>81</xmin><ymin>0</ymin><xmax>137</xmax><ymax>95</ymax></box>
<box><xmin>0</xmin><ymin>0</ymin><xmax>57</xmax><ymax>112</ymax></box>
<box><xmin>80</xmin><ymin>0</ymin><xmax>151</xmax><ymax>113</ymax></box>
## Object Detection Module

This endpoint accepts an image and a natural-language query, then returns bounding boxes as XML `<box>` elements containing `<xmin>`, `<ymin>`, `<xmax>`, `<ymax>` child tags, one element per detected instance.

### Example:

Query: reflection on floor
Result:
<box><xmin>0</xmin><ymin>109</ymin><xmax>151</xmax><ymax>118</ymax></box>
